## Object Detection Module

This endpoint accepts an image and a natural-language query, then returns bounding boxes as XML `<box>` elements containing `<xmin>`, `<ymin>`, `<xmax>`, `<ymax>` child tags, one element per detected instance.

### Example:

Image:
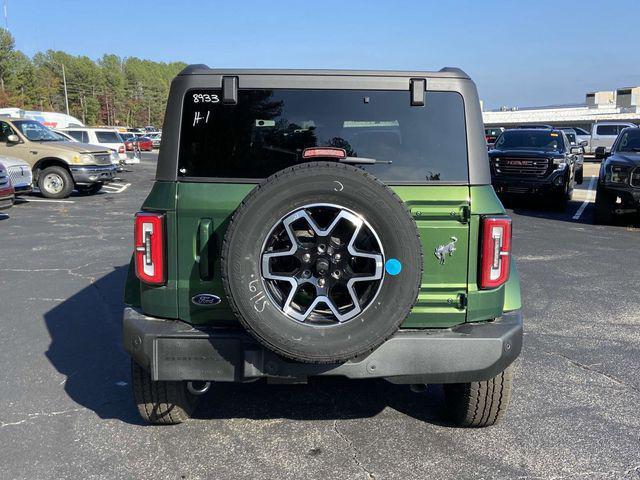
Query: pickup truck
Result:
<box><xmin>572</xmin><ymin>122</ymin><xmax>638</xmax><ymax>155</ymax></box>
<box><xmin>0</xmin><ymin>118</ymin><xmax>117</xmax><ymax>198</ymax></box>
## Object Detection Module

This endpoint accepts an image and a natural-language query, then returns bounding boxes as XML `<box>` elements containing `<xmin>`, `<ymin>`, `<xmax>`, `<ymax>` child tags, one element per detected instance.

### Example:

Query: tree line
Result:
<box><xmin>0</xmin><ymin>28</ymin><xmax>186</xmax><ymax>127</ymax></box>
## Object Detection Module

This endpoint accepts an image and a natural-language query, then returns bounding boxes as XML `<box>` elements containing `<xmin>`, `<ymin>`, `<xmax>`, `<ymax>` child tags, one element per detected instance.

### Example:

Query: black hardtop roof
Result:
<box><xmin>178</xmin><ymin>64</ymin><xmax>469</xmax><ymax>79</ymax></box>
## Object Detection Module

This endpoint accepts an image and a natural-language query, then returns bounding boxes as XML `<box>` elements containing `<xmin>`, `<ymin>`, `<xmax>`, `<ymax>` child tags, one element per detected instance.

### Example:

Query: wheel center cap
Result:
<box><xmin>316</xmin><ymin>257</ymin><xmax>330</xmax><ymax>275</ymax></box>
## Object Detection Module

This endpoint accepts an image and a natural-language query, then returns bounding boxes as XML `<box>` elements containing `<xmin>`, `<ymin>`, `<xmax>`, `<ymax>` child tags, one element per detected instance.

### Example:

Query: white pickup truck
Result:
<box><xmin>574</xmin><ymin>122</ymin><xmax>638</xmax><ymax>154</ymax></box>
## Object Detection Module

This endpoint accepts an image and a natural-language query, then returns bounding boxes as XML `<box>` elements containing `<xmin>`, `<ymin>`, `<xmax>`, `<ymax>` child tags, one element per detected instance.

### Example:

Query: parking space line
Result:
<box><xmin>23</xmin><ymin>198</ymin><xmax>76</xmax><ymax>204</ymax></box>
<box><xmin>103</xmin><ymin>183</ymin><xmax>131</xmax><ymax>194</ymax></box>
<box><xmin>572</xmin><ymin>176</ymin><xmax>597</xmax><ymax>220</ymax></box>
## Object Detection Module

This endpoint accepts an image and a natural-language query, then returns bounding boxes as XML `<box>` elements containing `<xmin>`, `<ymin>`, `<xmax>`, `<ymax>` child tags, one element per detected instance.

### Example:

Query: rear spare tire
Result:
<box><xmin>221</xmin><ymin>162</ymin><xmax>423</xmax><ymax>363</ymax></box>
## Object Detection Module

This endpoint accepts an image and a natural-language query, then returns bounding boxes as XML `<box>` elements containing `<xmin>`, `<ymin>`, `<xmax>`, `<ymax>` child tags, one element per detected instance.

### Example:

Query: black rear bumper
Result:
<box><xmin>123</xmin><ymin>308</ymin><xmax>523</xmax><ymax>384</ymax></box>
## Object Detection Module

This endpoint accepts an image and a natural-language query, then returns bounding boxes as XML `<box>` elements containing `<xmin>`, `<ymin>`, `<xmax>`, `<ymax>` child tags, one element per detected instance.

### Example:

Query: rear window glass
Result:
<box><xmin>178</xmin><ymin>89</ymin><xmax>468</xmax><ymax>183</ymax></box>
<box><xmin>66</xmin><ymin>130</ymin><xmax>88</xmax><ymax>143</ymax></box>
<box><xmin>95</xmin><ymin>131</ymin><xmax>122</xmax><ymax>143</ymax></box>
<box><xmin>596</xmin><ymin>125</ymin><xmax>617</xmax><ymax>136</ymax></box>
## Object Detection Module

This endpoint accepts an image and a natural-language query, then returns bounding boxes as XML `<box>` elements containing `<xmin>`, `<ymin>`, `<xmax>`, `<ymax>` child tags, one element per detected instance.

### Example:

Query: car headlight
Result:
<box><xmin>552</xmin><ymin>158</ymin><xmax>567</xmax><ymax>170</ymax></box>
<box><xmin>607</xmin><ymin>164</ymin><xmax>631</xmax><ymax>184</ymax></box>
<box><xmin>71</xmin><ymin>154</ymin><xmax>94</xmax><ymax>165</ymax></box>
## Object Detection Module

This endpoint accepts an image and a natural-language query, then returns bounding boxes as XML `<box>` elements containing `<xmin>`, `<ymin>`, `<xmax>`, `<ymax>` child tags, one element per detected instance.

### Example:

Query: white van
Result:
<box><xmin>62</xmin><ymin>127</ymin><xmax>128</xmax><ymax>164</ymax></box>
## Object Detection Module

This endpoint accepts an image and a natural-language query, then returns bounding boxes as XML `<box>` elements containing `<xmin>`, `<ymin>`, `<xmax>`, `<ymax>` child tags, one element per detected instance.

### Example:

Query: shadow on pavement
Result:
<box><xmin>194</xmin><ymin>378</ymin><xmax>452</xmax><ymax>425</ymax></box>
<box><xmin>44</xmin><ymin>266</ymin><xmax>455</xmax><ymax>426</ymax></box>
<box><xmin>44</xmin><ymin>265</ymin><xmax>143</xmax><ymax>425</ymax></box>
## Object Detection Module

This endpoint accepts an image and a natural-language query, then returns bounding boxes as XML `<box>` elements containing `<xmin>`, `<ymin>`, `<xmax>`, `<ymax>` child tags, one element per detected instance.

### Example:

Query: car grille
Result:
<box><xmin>94</xmin><ymin>153</ymin><xmax>112</xmax><ymax>165</ymax></box>
<box><xmin>7</xmin><ymin>165</ymin><xmax>32</xmax><ymax>188</ymax></box>
<box><xmin>504</xmin><ymin>186</ymin><xmax>530</xmax><ymax>194</ymax></box>
<box><xmin>631</xmin><ymin>168</ymin><xmax>640</xmax><ymax>188</ymax></box>
<box><xmin>494</xmin><ymin>158</ymin><xmax>550</xmax><ymax>177</ymax></box>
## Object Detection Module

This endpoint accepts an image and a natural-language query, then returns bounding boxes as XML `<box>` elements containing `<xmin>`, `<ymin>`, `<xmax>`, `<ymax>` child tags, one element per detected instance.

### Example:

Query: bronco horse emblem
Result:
<box><xmin>434</xmin><ymin>237</ymin><xmax>458</xmax><ymax>265</ymax></box>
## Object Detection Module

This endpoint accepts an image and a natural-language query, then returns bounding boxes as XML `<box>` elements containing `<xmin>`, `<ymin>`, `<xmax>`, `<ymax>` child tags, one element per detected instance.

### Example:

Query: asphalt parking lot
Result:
<box><xmin>1</xmin><ymin>153</ymin><xmax>639</xmax><ymax>480</ymax></box>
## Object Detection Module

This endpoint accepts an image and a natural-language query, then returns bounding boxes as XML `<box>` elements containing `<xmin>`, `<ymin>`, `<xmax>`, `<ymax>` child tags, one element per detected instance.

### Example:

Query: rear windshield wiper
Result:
<box><xmin>340</xmin><ymin>156</ymin><xmax>393</xmax><ymax>165</ymax></box>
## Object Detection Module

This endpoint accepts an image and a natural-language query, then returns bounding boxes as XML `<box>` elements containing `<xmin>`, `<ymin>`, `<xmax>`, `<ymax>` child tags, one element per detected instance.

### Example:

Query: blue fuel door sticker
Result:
<box><xmin>385</xmin><ymin>258</ymin><xmax>402</xmax><ymax>276</ymax></box>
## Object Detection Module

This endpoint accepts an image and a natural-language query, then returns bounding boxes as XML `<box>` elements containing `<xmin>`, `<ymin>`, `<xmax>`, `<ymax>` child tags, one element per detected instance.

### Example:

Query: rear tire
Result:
<box><xmin>444</xmin><ymin>365</ymin><xmax>514</xmax><ymax>427</ymax></box>
<box><xmin>38</xmin><ymin>166</ymin><xmax>74</xmax><ymax>199</ymax></box>
<box><xmin>131</xmin><ymin>360</ymin><xmax>198</xmax><ymax>425</ymax></box>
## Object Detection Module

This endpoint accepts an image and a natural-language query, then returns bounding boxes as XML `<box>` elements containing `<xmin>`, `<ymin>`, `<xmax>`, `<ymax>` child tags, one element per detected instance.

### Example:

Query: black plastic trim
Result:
<box><xmin>222</xmin><ymin>76</ymin><xmax>238</xmax><ymax>104</ymax></box>
<box><xmin>123</xmin><ymin>308</ymin><xmax>522</xmax><ymax>384</ymax></box>
<box><xmin>410</xmin><ymin>78</ymin><xmax>426</xmax><ymax>106</ymax></box>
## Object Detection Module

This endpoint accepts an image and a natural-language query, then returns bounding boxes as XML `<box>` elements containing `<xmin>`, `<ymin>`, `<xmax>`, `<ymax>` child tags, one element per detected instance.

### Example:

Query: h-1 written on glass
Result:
<box><xmin>193</xmin><ymin>110</ymin><xmax>210</xmax><ymax>127</ymax></box>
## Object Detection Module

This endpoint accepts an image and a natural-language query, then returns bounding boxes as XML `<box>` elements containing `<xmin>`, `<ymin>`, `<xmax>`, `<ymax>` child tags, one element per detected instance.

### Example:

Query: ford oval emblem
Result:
<box><xmin>191</xmin><ymin>294</ymin><xmax>222</xmax><ymax>306</ymax></box>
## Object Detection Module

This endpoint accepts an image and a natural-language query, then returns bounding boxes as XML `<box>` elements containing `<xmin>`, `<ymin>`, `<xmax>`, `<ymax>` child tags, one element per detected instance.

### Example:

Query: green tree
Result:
<box><xmin>0</xmin><ymin>30</ymin><xmax>187</xmax><ymax>126</ymax></box>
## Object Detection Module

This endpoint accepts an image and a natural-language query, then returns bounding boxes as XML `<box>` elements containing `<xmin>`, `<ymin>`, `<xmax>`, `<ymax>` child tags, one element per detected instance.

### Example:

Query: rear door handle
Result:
<box><xmin>197</xmin><ymin>219</ymin><xmax>214</xmax><ymax>280</ymax></box>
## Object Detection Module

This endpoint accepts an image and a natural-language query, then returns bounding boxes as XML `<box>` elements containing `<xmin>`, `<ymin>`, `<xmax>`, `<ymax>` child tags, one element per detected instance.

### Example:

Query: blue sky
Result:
<box><xmin>10</xmin><ymin>0</ymin><xmax>640</xmax><ymax>109</ymax></box>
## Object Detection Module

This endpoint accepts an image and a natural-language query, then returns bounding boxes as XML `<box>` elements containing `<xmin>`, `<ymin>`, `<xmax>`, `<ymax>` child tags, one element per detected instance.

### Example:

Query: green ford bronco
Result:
<box><xmin>123</xmin><ymin>66</ymin><xmax>523</xmax><ymax>427</ymax></box>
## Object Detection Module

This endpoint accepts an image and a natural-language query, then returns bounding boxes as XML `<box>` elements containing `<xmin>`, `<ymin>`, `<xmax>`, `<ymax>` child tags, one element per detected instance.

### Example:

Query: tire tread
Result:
<box><xmin>444</xmin><ymin>365</ymin><xmax>514</xmax><ymax>427</ymax></box>
<box><xmin>131</xmin><ymin>360</ymin><xmax>195</xmax><ymax>425</ymax></box>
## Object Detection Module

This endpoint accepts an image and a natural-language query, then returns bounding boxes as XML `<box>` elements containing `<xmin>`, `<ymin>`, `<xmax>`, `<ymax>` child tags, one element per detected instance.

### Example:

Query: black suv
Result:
<box><xmin>594</xmin><ymin>127</ymin><xmax>640</xmax><ymax>223</ymax></box>
<box><xmin>489</xmin><ymin>128</ymin><xmax>583</xmax><ymax>208</ymax></box>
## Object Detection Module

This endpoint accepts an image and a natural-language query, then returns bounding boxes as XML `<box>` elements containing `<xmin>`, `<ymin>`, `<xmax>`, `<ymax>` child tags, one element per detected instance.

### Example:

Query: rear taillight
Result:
<box><xmin>134</xmin><ymin>212</ymin><xmax>165</xmax><ymax>285</ymax></box>
<box><xmin>479</xmin><ymin>216</ymin><xmax>512</xmax><ymax>289</ymax></box>
<box><xmin>118</xmin><ymin>146</ymin><xmax>125</xmax><ymax>153</ymax></box>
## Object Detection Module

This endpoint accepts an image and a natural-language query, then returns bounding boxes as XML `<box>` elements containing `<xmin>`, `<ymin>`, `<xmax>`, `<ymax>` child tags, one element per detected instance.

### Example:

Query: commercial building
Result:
<box><xmin>482</xmin><ymin>86</ymin><xmax>640</xmax><ymax>131</ymax></box>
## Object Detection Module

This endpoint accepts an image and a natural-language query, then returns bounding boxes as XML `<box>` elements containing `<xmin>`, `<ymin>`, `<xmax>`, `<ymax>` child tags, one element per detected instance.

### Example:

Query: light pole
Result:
<box><xmin>61</xmin><ymin>63</ymin><xmax>69</xmax><ymax>115</ymax></box>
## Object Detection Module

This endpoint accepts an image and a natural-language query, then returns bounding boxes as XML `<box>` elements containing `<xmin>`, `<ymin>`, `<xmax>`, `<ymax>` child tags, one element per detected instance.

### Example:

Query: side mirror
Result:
<box><xmin>579</xmin><ymin>140</ymin><xmax>588</xmax><ymax>147</ymax></box>
<box><xmin>6</xmin><ymin>134</ymin><xmax>19</xmax><ymax>143</ymax></box>
<box><xmin>570</xmin><ymin>146</ymin><xmax>583</xmax><ymax>154</ymax></box>
<box><xmin>594</xmin><ymin>146</ymin><xmax>608</xmax><ymax>159</ymax></box>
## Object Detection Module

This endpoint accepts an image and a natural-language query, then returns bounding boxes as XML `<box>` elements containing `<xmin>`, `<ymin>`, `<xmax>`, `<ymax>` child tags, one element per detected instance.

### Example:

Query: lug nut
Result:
<box><xmin>317</xmin><ymin>278</ymin><xmax>325</xmax><ymax>287</ymax></box>
<box><xmin>332</xmin><ymin>270</ymin><xmax>341</xmax><ymax>279</ymax></box>
<box><xmin>302</xmin><ymin>253</ymin><xmax>311</xmax><ymax>262</ymax></box>
<box><xmin>302</xmin><ymin>270</ymin><xmax>311</xmax><ymax>278</ymax></box>
<box><xmin>334</xmin><ymin>253</ymin><xmax>341</xmax><ymax>262</ymax></box>
<box><xmin>317</xmin><ymin>244</ymin><xmax>326</xmax><ymax>254</ymax></box>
